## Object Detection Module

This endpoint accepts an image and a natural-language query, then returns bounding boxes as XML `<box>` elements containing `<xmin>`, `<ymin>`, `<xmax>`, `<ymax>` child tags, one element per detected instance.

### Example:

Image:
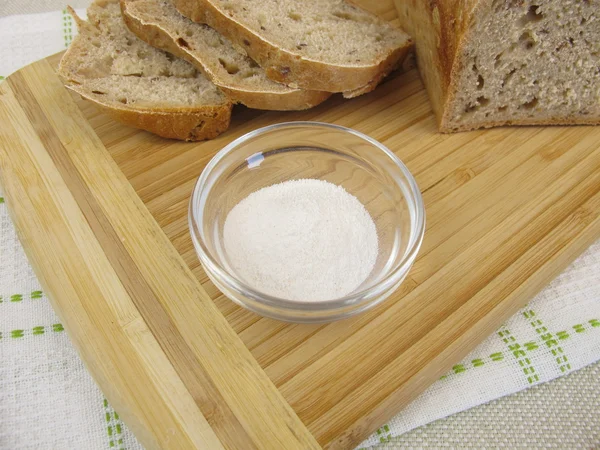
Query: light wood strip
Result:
<box><xmin>0</xmin><ymin>76</ymin><xmax>221</xmax><ymax>450</ymax></box>
<box><xmin>226</xmin><ymin>307</ymin><xmax>264</xmax><ymax>334</ymax></box>
<box><xmin>239</xmin><ymin>319</ymin><xmax>290</xmax><ymax>351</ymax></box>
<box><xmin>251</xmin><ymin>323</ymin><xmax>325</xmax><ymax>367</ymax></box>
<box><xmin>412</xmin><ymin>128</ymin><xmax>600</xmax><ymax>283</ymax></box>
<box><xmin>416</xmin><ymin>127</ymin><xmax>537</xmax><ymax>190</ymax></box>
<box><xmin>415</xmin><ymin>129</ymin><xmax>555</xmax><ymax>256</ymax></box>
<box><xmin>261</xmin><ymin>277</ymin><xmax>419</xmax><ymax>386</ymax></box>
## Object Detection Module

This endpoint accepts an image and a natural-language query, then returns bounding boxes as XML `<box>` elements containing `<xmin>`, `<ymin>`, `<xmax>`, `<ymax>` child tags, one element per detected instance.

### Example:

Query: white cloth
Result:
<box><xmin>0</xmin><ymin>10</ymin><xmax>598</xmax><ymax>450</ymax></box>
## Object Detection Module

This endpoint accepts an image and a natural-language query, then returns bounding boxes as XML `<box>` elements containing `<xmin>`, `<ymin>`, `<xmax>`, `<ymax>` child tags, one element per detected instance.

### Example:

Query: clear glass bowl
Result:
<box><xmin>189</xmin><ymin>122</ymin><xmax>425</xmax><ymax>323</ymax></box>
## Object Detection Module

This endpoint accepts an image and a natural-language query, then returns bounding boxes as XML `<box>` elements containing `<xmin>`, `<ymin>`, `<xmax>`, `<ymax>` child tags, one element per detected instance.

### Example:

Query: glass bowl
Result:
<box><xmin>189</xmin><ymin>121</ymin><xmax>425</xmax><ymax>323</ymax></box>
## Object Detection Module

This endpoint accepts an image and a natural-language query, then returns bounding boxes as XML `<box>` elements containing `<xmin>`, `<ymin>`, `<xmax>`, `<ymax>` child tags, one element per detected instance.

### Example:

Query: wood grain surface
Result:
<box><xmin>0</xmin><ymin>60</ymin><xmax>319</xmax><ymax>450</ymax></box>
<box><xmin>1</xmin><ymin>1</ymin><xmax>599</xmax><ymax>448</ymax></box>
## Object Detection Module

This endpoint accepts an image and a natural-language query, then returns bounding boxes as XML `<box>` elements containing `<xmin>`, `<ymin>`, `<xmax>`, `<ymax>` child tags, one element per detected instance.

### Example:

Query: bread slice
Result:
<box><xmin>58</xmin><ymin>0</ymin><xmax>232</xmax><ymax>141</ymax></box>
<box><xmin>171</xmin><ymin>0</ymin><xmax>413</xmax><ymax>97</ymax></box>
<box><xmin>120</xmin><ymin>0</ymin><xmax>331</xmax><ymax>110</ymax></box>
<box><xmin>396</xmin><ymin>0</ymin><xmax>600</xmax><ymax>132</ymax></box>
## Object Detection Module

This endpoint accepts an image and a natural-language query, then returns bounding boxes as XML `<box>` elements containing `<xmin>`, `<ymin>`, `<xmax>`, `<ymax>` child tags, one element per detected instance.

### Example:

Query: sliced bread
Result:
<box><xmin>396</xmin><ymin>0</ymin><xmax>600</xmax><ymax>132</ymax></box>
<box><xmin>120</xmin><ymin>0</ymin><xmax>331</xmax><ymax>110</ymax></box>
<box><xmin>171</xmin><ymin>0</ymin><xmax>413</xmax><ymax>97</ymax></box>
<box><xmin>59</xmin><ymin>0</ymin><xmax>232</xmax><ymax>141</ymax></box>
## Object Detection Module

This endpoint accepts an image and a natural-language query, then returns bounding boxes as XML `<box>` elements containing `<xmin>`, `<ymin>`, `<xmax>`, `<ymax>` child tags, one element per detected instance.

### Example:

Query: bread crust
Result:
<box><xmin>58</xmin><ymin>3</ymin><xmax>232</xmax><ymax>141</ymax></box>
<box><xmin>443</xmin><ymin>116</ymin><xmax>600</xmax><ymax>133</ymax></box>
<box><xmin>172</xmin><ymin>0</ymin><xmax>413</xmax><ymax>94</ymax></box>
<box><xmin>396</xmin><ymin>0</ymin><xmax>478</xmax><ymax>131</ymax></box>
<box><xmin>120</xmin><ymin>0</ymin><xmax>331</xmax><ymax>110</ymax></box>
<box><xmin>66</xmin><ymin>84</ymin><xmax>232</xmax><ymax>140</ymax></box>
<box><xmin>397</xmin><ymin>0</ymin><xmax>600</xmax><ymax>133</ymax></box>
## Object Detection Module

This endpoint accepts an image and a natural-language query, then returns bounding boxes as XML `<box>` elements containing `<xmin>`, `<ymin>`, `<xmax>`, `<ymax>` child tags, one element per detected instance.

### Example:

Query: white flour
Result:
<box><xmin>223</xmin><ymin>179</ymin><xmax>378</xmax><ymax>302</ymax></box>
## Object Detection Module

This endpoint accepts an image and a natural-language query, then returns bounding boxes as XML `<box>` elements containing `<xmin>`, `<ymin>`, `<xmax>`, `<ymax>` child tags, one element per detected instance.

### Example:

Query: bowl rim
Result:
<box><xmin>189</xmin><ymin>121</ymin><xmax>426</xmax><ymax>311</ymax></box>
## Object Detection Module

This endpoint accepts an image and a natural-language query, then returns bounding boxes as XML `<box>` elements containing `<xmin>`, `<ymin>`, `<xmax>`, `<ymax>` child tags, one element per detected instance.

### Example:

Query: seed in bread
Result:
<box><xmin>59</xmin><ymin>0</ymin><xmax>232</xmax><ymax>141</ymax></box>
<box><xmin>396</xmin><ymin>0</ymin><xmax>600</xmax><ymax>132</ymax></box>
<box><xmin>171</xmin><ymin>0</ymin><xmax>413</xmax><ymax>97</ymax></box>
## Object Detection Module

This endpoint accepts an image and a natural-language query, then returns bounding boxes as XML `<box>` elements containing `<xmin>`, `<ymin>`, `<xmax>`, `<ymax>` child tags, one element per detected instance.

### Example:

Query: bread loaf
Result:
<box><xmin>396</xmin><ymin>0</ymin><xmax>600</xmax><ymax>132</ymax></box>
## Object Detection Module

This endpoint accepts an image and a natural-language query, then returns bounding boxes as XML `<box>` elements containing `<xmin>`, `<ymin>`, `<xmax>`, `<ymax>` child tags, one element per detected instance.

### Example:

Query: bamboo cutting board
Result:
<box><xmin>1</xmin><ymin>1</ymin><xmax>600</xmax><ymax>448</ymax></box>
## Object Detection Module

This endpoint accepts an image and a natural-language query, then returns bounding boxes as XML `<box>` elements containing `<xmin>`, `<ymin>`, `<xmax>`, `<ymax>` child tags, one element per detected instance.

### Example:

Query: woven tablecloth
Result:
<box><xmin>1</xmin><ymin>6</ymin><xmax>599</xmax><ymax>449</ymax></box>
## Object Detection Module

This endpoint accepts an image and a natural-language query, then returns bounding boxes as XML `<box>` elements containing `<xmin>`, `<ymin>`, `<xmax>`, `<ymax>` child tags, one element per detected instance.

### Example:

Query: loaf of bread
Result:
<box><xmin>59</xmin><ymin>0</ymin><xmax>232</xmax><ymax>141</ymax></box>
<box><xmin>121</xmin><ymin>0</ymin><xmax>331</xmax><ymax>110</ymax></box>
<box><xmin>171</xmin><ymin>0</ymin><xmax>413</xmax><ymax>97</ymax></box>
<box><xmin>396</xmin><ymin>0</ymin><xmax>600</xmax><ymax>132</ymax></box>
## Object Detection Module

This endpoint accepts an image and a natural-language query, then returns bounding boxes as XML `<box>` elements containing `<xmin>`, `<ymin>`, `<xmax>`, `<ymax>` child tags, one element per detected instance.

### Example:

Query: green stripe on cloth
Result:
<box><xmin>375</xmin><ymin>424</ymin><xmax>392</xmax><ymax>444</ymax></box>
<box><xmin>438</xmin><ymin>318</ymin><xmax>599</xmax><ymax>382</ymax></box>
<box><xmin>0</xmin><ymin>324</ymin><xmax>64</xmax><ymax>340</ymax></box>
<box><xmin>103</xmin><ymin>399</ymin><xmax>126</xmax><ymax>449</ymax></box>
<box><xmin>524</xmin><ymin>308</ymin><xmax>572</xmax><ymax>373</ymax></box>
<box><xmin>498</xmin><ymin>325</ymin><xmax>539</xmax><ymax>384</ymax></box>
<box><xmin>0</xmin><ymin>291</ymin><xmax>44</xmax><ymax>303</ymax></box>
<box><xmin>61</xmin><ymin>9</ymin><xmax>74</xmax><ymax>47</ymax></box>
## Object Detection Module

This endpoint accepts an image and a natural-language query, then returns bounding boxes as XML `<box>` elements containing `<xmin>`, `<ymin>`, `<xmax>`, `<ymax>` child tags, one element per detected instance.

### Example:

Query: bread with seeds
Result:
<box><xmin>120</xmin><ymin>0</ymin><xmax>331</xmax><ymax>110</ymax></box>
<box><xmin>171</xmin><ymin>0</ymin><xmax>413</xmax><ymax>97</ymax></box>
<box><xmin>59</xmin><ymin>0</ymin><xmax>232</xmax><ymax>141</ymax></box>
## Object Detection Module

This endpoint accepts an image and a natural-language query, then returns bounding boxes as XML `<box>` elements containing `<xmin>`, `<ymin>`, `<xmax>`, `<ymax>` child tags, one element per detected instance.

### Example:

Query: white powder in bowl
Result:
<box><xmin>223</xmin><ymin>179</ymin><xmax>378</xmax><ymax>302</ymax></box>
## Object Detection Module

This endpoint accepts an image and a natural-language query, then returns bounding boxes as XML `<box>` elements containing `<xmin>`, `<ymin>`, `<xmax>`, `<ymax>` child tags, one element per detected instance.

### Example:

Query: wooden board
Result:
<box><xmin>1</xmin><ymin>2</ymin><xmax>600</xmax><ymax>448</ymax></box>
